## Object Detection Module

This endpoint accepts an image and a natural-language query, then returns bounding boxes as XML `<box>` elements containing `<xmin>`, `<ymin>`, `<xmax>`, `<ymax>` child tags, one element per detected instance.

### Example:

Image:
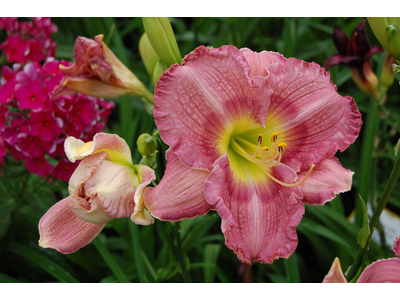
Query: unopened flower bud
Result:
<box><xmin>379</xmin><ymin>54</ymin><xmax>396</xmax><ymax>95</ymax></box>
<box><xmin>54</xmin><ymin>34</ymin><xmax>154</xmax><ymax>104</ymax></box>
<box><xmin>152</xmin><ymin>59</ymin><xmax>166</xmax><ymax>86</ymax></box>
<box><xmin>142</xmin><ymin>17</ymin><xmax>182</xmax><ymax>67</ymax></box>
<box><xmin>139</xmin><ymin>33</ymin><xmax>160</xmax><ymax>78</ymax></box>
<box><xmin>368</xmin><ymin>17</ymin><xmax>400</xmax><ymax>63</ymax></box>
<box><xmin>137</xmin><ymin>133</ymin><xmax>157</xmax><ymax>156</ymax></box>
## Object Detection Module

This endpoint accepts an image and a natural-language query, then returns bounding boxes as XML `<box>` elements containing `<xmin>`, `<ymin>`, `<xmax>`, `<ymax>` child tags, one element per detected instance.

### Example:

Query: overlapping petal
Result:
<box><xmin>38</xmin><ymin>197</ymin><xmax>105</xmax><ymax>254</ymax></box>
<box><xmin>297</xmin><ymin>157</ymin><xmax>353</xmax><ymax>205</ymax></box>
<box><xmin>154</xmin><ymin>45</ymin><xmax>272</xmax><ymax>171</ymax></box>
<box><xmin>240</xmin><ymin>48</ymin><xmax>286</xmax><ymax>77</ymax></box>
<box><xmin>143</xmin><ymin>149</ymin><xmax>213</xmax><ymax>222</ymax></box>
<box><xmin>131</xmin><ymin>164</ymin><xmax>157</xmax><ymax>225</ymax></box>
<box><xmin>263</xmin><ymin>58</ymin><xmax>362</xmax><ymax>172</ymax></box>
<box><xmin>204</xmin><ymin>154</ymin><xmax>304</xmax><ymax>264</ymax></box>
<box><xmin>65</xmin><ymin>132</ymin><xmax>132</xmax><ymax>164</ymax></box>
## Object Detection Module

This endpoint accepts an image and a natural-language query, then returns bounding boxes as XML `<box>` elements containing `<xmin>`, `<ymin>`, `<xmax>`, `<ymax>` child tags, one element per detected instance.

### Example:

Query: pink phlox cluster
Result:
<box><xmin>0</xmin><ymin>17</ymin><xmax>57</xmax><ymax>64</ymax></box>
<box><xmin>0</xmin><ymin>58</ymin><xmax>115</xmax><ymax>181</ymax></box>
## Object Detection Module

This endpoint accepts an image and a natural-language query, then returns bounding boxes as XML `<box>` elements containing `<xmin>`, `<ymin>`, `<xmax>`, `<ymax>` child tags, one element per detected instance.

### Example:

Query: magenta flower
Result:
<box><xmin>0</xmin><ymin>58</ymin><xmax>115</xmax><ymax>181</ymax></box>
<box><xmin>39</xmin><ymin>133</ymin><xmax>156</xmax><ymax>253</ymax></box>
<box><xmin>144</xmin><ymin>45</ymin><xmax>362</xmax><ymax>264</ymax></box>
<box><xmin>29</xmin><ymin>109</ymin><xmax>63</xmax><ymax>142</ymax></box>
<box><xmin>0</xmin><ymin>17</ymin><xmax>57</xmax><ymax>64</ymax></box>
<box><xmin>15</xmin><ymin>79</ymin><xmax>49</xmax><ymax>110</ymax></box>
<box><xmin>323</xmin><ymin>257</ymin><xmax>400</xmax><ymax>283</ymax></box>
<box><xmin>1</xmin><ymin>35</ymin><xmax>29</xmax><ymax>63</ymax></box>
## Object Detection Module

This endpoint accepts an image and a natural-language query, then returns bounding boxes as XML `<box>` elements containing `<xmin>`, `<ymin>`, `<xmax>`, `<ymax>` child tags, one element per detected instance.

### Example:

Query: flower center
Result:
<box><xmin>229</xmin><ymin>131</ymin><xmax>314</xmax><ymax>187</ymax></box>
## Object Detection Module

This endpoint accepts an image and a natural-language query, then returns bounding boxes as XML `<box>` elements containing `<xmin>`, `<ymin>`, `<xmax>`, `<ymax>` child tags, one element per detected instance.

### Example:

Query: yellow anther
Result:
<box><xmin>270</xmin><ymin>131</ymin><xmax>280</xmax><ymax>142</ymax></box>
<box><xmin>263</xmin><ymin>146</ymin><xmax>269</xmax><ymax>151</ymax></box>
<box><xmin>257</xmin><ymin>134</ymin><xmax>263</xmax><ymax>145</ymax></box>
<box><xmin>278</xmin><ymin>142</ymin><xmax>287</xmax><ymax>153</ymax></box>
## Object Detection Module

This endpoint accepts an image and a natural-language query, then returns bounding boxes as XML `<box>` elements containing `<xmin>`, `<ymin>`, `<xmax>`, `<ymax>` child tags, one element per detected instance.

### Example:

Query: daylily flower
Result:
<box><xmin>325</xmin><ymin>20</ymin><xmax>384</xmax><ymax>100</ymax></box>
<box><xmin>144</xmin><ymin>45</ymin><xmax>362</xmax><ymax>264</ymax></box>
<box><xmin>52</xmin><ymin>34</ymin><xmax>154</xmax><ymax>104</ymax></box>
<box><xmin>323</xmin><ymin>257</ymin><xmax>400</xmax><ymax>283</ymax></box>
<box><xmin>39</xmin><ymin>133</ymin><xmax>156</xmax><ymax>254</ymax></box>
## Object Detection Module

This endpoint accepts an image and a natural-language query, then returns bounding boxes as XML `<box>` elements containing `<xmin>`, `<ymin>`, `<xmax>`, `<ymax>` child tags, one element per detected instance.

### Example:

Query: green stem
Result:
<box><xmin>172</xmin><ymin>222</ymin><xmax>191</xmax><ymax>283</ymax></box>
<box><xmin>346</xmin><ymin>149</ymin><xmax>400</xmax><ymax>281</ymax></box>
<box><xmin>141</xmin><ymin>88</ymin><xmax>154</xmax><ymax>105</ymax></box>
<box><xmin>129</xmin><ymin>222</ymin><xmax>146</xmax><ymax>283</ymax></box>
<box><xmin>356</xmin><ymin>100</ymin><xmax>379</xmax><ymax>226</ymax></box>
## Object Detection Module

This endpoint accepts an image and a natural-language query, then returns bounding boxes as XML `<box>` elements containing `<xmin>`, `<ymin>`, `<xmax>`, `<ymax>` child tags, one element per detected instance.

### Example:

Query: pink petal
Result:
<box><xmin>297</xmin><ymin>157</ymin><xmax>353</xmax><ymax>205</ymax></box>
<box><xmin>265</xmin><ymin>58</ymin><xmax>362</xmax><ymax>172</ymax></box>
<box><xmin>154</xmin><ymin>45</ymin><xmax>272</xmax><ymax>171</ymax></box>
<box><xmin>240</xmin><ymin>48</ymin><xmax>286</xmax><ymax>77</ymax></box>
<box><xmin>204</xmin><ymin>154</ymin><xmax>304</xmax><ymax>264</ymax></box>
<box><xmin>394</xmin><ymin>236</ymin><xmax>400</xmax><ymax>258</ymax></box>
<box><xmin>357</xmin><ymin>258</ymin><xmax>400</xmax><ymax>283</ymax></box>
<box><xmin>65</xmin><ymin>132</ymin><xmax>132</xmax><ymax>164</ymax></box>
<box><xmin>143</xmin><ymin>148</ymin><xmax>213</xmax><ymax>222</ymax></box>
<box><xmin>68</xmin><ymin>151</ymin><xmax>108</xmax><ymax>195</ymax></box>
<box><xmin>130</xmin><ymin>164</ymin><xmax>157</xmax><ymax>225</ymax></box>
<box><xmin>82</xmin><ymin>160</ymin><xmax>137</xmax><ymax>219</ymax></box>
<box><xmin>39</xmin><ymin>197</ymin><xmax>105</xmax><ymax>254</ymax></box>
<box><xmin>322</xmin><ymin>257</ymin><xmax>347</xmax><ymax>283</ymax></box>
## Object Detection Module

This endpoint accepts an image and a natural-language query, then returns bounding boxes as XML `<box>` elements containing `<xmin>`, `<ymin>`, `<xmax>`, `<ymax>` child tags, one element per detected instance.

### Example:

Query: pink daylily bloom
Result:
<box><xmin>145</xmin><ymin>45</ymin><xmax>362</xmax><ymax>264</ymax></box>
<box><xmin>39</xmin><ymin>132</ymin><xmax>156</xmax><ymax>253</ymax></box>
<box><xmin>323</xmin><ymin>257</ymin><xmax>400</xmax><ymax>283</ymax></box>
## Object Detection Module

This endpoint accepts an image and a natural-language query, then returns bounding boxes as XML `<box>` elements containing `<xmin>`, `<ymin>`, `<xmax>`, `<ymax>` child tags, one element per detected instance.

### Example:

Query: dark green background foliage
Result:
<box><xmin>0</xmin><ymin>17</ymin><xmax>399</xmax><ymax>283</ymax></box>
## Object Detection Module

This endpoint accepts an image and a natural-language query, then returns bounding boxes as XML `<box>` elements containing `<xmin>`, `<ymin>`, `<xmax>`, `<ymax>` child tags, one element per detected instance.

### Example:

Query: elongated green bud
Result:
<box><xmin>139</xmin><ymin>33</ymin><xmax>160</xmax><ymax>78</ymax></box>
<box><xmin>142</xmin><ymin>17</ymin><xmax>182</xmax><ymax>67</ymax></box>
<box><xmin>368</xmin><ymin>17</ymin><xmax>400</xmax><ymax>63</ymax></box>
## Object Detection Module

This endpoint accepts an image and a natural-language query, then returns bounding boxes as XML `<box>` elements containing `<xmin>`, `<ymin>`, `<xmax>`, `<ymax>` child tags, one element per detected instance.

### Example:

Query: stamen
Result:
<box><xmin>263</xmin><ymin>146</ymin><xmax>268</xmax><ymax>151</ymax></box>
<box><xmin>278</xmin><ymin>142</ymin><xmax>287</xmax><ymax>153</ymax></box>
<box><xmin>257</xmin><ymin>134</ymin><xmax>263</xmax><ymax>144</ymax></box>
<box><xmin>270</xmin><ymin>131</ymin><xmax>280</xmax><ymax>142</ymax></box>
<box><xmin>265</xmin><ymin>164</ymin><xmax>315</xmax><ymax>187</ymax></box>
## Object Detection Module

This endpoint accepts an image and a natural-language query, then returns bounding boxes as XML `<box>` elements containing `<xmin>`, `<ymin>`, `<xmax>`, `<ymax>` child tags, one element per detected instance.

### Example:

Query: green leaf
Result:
<box><xmin>395</xmin><ymin>138</ymin><xmax>400</xmax><ymax>157</ymax></box>
<box><xmin>93</xmin><ymin>234</ymin><xmax>130</xmax><ymax>283</ymax></box>
<box><xmin>357</xmin><ymin>195</ymin><xmax>370</xmax><ymax>248</ymax></box>
<box><xmin>0</xmin><ymin>215</ymin><xmax>11</xmax><ymax>242</ymax></box>
<box><xmin>284</xmin><ymin>252</ymin><xmax>300</xmax><ymax>283</ymax></box>
<box><xmin>0</xmin><ymin>272</ymin><xmax>21</xmax><ymax>283</ymax></box>
<box><xmin>203</xmin><ymin>244</ymin><xmax>221</xmax><ymax>283</ymax></box>
<box><xmin>7</xmin><ymin>243</ymin><xmax>79</xmax><ymax>283</ymax></box>
<box><xmin>297</xmin><ymin>219</ymin><xmax>355</xmax><ymax>255</ymax></box>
